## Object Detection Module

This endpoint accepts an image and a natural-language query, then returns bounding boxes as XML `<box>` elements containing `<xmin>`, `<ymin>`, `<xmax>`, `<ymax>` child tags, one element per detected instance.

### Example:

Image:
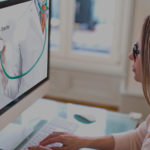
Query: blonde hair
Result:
<box><xmin>141</xmin><ymin>15</ymin><xmax>150</xmax><ymax>105</ymax></box>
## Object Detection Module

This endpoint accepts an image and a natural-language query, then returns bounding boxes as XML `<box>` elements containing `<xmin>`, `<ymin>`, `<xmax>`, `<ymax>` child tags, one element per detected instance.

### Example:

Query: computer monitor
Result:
<box><xmin>0</xmin><ymin>0</ymin><xmax>50</xmax><ymax>130</ymax></box>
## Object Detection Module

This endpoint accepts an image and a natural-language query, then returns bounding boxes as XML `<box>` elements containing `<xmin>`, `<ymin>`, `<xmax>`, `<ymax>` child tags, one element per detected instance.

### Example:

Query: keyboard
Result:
<box><xmin>17</xmin><ymin>117</ymin><xmax>79</xmax><ymax>150</ymax></box>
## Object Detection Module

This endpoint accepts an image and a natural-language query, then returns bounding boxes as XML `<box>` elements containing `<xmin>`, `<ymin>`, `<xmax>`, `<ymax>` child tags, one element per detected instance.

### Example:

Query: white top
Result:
<box><xmin>113</xmin><ymin>114</ymin><xmax>150</xmax><ymax>150</ymax></box>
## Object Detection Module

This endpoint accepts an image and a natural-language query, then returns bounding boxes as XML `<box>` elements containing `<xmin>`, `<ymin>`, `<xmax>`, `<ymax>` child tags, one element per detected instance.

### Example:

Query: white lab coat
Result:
<box><xmin>0</xmin><ymin>0</ymin><xmax>48</xmax><ymax>100</ymax></box>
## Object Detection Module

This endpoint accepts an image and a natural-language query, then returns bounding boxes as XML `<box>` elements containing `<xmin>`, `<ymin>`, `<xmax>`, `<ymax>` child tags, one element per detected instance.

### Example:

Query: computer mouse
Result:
<box><xmin>74</xmin><ymin>113</ymin><xmax>96</xmax><ymax>124</ymax></box>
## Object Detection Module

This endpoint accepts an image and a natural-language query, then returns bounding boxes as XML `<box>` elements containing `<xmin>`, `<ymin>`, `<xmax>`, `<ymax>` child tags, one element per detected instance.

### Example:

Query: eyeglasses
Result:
<box><xmin>133</xmin><ymin>43</ymin><xmax>140</xmax><ymax>60</ymax></box>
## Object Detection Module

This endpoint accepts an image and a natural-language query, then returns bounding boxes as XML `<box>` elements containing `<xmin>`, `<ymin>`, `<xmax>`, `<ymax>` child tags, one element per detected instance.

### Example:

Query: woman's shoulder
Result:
<box><xmin>145</xmin><ymin>114</ymin><xmax>150</xmax><ymax>127</ymax></box>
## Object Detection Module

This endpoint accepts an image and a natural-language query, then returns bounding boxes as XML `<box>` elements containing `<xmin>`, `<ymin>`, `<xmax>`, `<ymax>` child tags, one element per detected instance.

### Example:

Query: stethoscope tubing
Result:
<box><xmin>0</xmin><ymin>0</ymin><xmax>48</xmax><ymax>79</ymax></box>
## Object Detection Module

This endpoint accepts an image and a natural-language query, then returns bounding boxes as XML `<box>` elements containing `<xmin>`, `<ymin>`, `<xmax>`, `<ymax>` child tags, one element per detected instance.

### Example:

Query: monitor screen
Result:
<box><xmin>0</xmin><ymin>0</ymin><xmax>50</xmax><ymax>115</ymax></box>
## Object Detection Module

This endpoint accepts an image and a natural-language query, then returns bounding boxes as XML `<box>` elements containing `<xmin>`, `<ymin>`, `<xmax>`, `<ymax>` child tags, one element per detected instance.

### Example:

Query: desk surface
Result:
<box><xmin>20</xmin><ymin>98</ymin><xmax>138</xmax><ymax>130</ymax></box>
<box><xmin>0</xmin><ymin>98</ymin><xmax>139</xmax><ymax>150</ymax></box>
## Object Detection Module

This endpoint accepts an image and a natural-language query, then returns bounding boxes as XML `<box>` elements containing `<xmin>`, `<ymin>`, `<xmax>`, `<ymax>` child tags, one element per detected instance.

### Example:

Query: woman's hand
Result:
<box><xmin>29</xmin><ymin>132</ymin><xmax>87</xmax><ymax>150</ymax></box>
<box><xmin>41</xmin><ymin>132</ymin><xmax>86</xmax><ymax>150</ymax></box>
<box><xmin>28</xmin><ymin>132</ymin><xmax>115</xmax><ymax>150</ymax></box>
<box><xmin>28</xmin><ymin>145</ymin><xmax>52</xmax><ymax>150</ymax></box>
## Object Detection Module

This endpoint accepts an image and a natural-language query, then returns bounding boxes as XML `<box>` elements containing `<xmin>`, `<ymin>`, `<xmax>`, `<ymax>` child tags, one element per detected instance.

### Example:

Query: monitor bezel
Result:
<box><xmin>0</xmin><ymin>0</ymin><xmax>51</xmax><ymax>115</ymax></box>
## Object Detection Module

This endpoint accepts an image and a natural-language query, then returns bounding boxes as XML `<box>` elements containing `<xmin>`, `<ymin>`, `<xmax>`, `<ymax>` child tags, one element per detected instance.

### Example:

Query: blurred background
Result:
<box><xmin>46</xmin><ymin>0</ymin><xmax>150</xmax><ymax>119</ymax></box>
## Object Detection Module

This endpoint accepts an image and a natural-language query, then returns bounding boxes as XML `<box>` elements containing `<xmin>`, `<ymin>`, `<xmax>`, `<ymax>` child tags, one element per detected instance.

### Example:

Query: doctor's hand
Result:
<box><xmin>0</xmin><ymin>44</ymin><xmax>9</xmax><ymax>90</ymax></box>
<box><xmin>0</xmin><ymin>45</ymin><xmax>6</xmax><ymax>73</ymax></box>
<box><xmin>39</xmin><ymin>132</ymin><xmax>86</xmax><ymax>150</ymax></box>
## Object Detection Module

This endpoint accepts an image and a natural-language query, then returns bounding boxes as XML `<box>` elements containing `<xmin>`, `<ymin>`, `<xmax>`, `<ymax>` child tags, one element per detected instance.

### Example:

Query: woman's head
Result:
<box><xmin>129</xmin><ymin>15</ymin><xmax>150</xmax><ymax>105</ymax></box>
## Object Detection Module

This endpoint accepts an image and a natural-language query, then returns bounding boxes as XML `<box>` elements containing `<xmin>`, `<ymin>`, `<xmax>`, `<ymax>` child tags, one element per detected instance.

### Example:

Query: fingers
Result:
<box><xmin>28</xmin><ymin>145</ymin><xmax>51</xmax><ymax>150</ymax></box>
<box><xmin>41</xmin><ymin>132</ymin><xmax>66</xmax><ymax>143</ymax></box>
<box><xmin>40</xmin><ymin>132</ymin><xmax>66</xmax><ymax>146</ymax></box>
<box><xmin>51</xmin><ymin>147</ymin><xmax>65</xmax><ymax>150</ymax></box>
<box><xmin>0</xmin><ymin>45</ymin><xmax>6</xmax><ymax>63</ymax></box>
<box><xmin>40</xmin><ymin>137</ymin><xmax>62</xmax><ymax>146</ymax></box>
<box><xmin>28</xmin><ymin>146</ymin><xmax>65</xmax><ymax>150</ymax></box>
<box><xmin>1</xmin><ymin>45</ymin><xmax>6</xmax><ymax>53</ymax></box>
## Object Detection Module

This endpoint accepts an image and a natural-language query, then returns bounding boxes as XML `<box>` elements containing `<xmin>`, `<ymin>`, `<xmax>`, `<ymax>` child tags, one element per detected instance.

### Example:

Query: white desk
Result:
<box><xmin>0</xmin><ymin>98</ymin><xmax>139</xmax><ymax>150</ymax></box>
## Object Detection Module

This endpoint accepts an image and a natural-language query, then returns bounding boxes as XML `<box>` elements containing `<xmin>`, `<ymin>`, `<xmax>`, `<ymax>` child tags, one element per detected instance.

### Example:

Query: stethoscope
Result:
<box><xmin>0</xmin><ymin>0</ymin><xmax>48</xmax><ymax>79</ymax></box>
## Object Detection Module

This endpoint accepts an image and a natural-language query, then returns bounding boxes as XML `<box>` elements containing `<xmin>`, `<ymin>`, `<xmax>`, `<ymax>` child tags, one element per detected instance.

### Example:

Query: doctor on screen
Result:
<box><xmin>0</xmin><ymin>0</ymin><xmax>48</xmax><ymax>99</ymax></box>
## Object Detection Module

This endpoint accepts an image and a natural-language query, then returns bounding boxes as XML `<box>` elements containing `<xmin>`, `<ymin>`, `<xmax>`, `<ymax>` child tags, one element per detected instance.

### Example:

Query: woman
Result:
<box><xmin>29</xmin><ymin>15</ymin><xmax>150</xmax><ymax>150</ymax></box>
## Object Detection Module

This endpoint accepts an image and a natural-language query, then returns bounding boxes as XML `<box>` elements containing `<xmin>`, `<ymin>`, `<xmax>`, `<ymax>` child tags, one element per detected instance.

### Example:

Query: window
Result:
<box><xmin>50</xmin><ymin>0</ymin><xmax>134</xmax><ymax>75</ymax></box>
<box><xmin>73</xmin><ymin>0</ymin><xmax>115</xmax><ymax>54</ymax></box>
<box><xmin>50</xmin><ymin>0</ymin><xmax>60</xmax><ymax>51</ymax></box>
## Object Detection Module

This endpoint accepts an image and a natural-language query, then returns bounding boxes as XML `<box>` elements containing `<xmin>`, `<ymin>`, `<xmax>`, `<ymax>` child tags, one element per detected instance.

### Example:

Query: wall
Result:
<box><xmin>48</xmin><ymin>68</ymin><xmax>122</xmax><ymax>106</ymax></box>
<box><xmin>47</xmin><ymin>0</ymin><xmax>150</xmax><ymax>119</ymax></box>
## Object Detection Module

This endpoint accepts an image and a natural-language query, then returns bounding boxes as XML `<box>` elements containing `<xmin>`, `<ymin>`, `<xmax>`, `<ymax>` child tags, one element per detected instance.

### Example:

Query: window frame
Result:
<box><xmin>51</xmin><ymin>0</ymin><xmax>135</xmax><ymax>76</ymax></box>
